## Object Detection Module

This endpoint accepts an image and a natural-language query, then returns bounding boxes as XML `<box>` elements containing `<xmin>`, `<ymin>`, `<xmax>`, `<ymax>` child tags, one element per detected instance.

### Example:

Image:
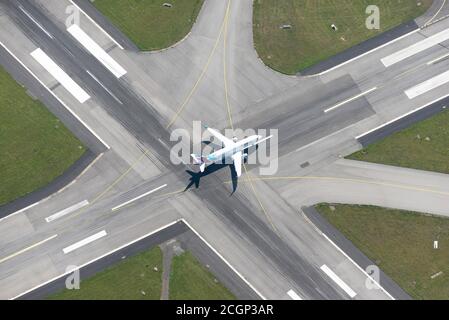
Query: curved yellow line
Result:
<box><xmin>222</xmin><ymin>1</ymin><xmax>278</xmax><ymax>233</ymax></box>
<box><xmin>166</xmin><ymin>0</ymin><xmax>232</xmax><ymax>129</ymax></box>
<box><xmin>225</xmin><ymin>175</ymin><xmax>449</xmax><ymax>197</ymax></box>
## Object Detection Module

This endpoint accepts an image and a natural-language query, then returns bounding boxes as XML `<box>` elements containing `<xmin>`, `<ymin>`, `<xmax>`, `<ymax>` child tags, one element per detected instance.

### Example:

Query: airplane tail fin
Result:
<box><xmin>191</xmin><ymin>154</ymin><xmax>206</xmax><ymax>173</ymax></box>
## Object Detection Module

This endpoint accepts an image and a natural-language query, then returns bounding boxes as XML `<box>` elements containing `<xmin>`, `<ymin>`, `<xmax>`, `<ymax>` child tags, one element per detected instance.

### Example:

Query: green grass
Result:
<box><xmin>253</xmin><ymin>0</ymin><xmax>432</xmax><ymax>74</ymax></box>
<box><xmin>316</xmin><ymin>204</ymin><xmax>449</xmax><ymax>300</ymax></box>
<box><xmin>49</xmin><ymin>247</ymin><xmax>163</xmax><ymax>300</ymax></box>
<box><xmin>92</xmin><ymin>0</ymin><xmax>204</xmax><ymax>51</ymax></box>
<box><xmin>0</xmin><ymin>66</ymin><xmax>85</xmax><ymax>206</ymax></box>
<box><xmin>348</xmin><ymin>109</ymin><xmax>449</xmax><ymax>174</ymax></box>
<box><xmin>49</xmin><ymin>248</ymin><xmax>235</xmax><ymax>300</ymax></box>
<box><xmin>169</xmin><ymin>252</ymin><xmax>235</xmax><ymax>300</ymax></box>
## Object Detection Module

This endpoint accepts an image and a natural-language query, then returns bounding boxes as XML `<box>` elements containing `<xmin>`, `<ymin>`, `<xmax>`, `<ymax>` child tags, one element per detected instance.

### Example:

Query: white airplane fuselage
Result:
<box><xmin>191</xmin><ymin>127</ymin><xmax>272</xmax><ymax>178</ymax></box>
<box><xmin>206</xmin><ymin>135</ymin><xmax>261</xmax><ymax>164</ymax></box>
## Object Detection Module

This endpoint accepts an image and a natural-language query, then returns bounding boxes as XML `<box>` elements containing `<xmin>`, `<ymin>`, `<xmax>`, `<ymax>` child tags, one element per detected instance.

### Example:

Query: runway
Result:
<box><xmin>1</xmin><ymin>0</ymin><xmax>449</xmax><ymax>300</ymax></box>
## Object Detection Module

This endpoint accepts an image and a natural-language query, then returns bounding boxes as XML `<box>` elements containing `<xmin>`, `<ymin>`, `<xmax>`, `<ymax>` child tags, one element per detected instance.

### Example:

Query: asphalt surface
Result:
<box><xmin>357</xmin><ymin>96</ymin><xmax>449</xmax><ymax>147</ymax></box>
<box><xmin>0</xmin><ymin>150</ymin><xmax>97</xmax><ymax>219</ymax></box>
<box><xmin>300</xmin><ymin>0</ymin><xmax>449</xmax><ymax>75</ymax></box>
<box><xmin>0</xmin><ymin>0</ymin><xmax>344</xmax><ymax>300</ymax></box>
<box><xmin>1</xmin><ymin>0</ymin><xmax>449</xmax><ymax>301</ymax></box>
<box><xmin>300</xmin><ymin>21</ymin><xmax>419</xmax><ymax>76</ymax></box>
<box><xmin>19</xmin><ymin>220</ymin><xmax>259</xmax><ymax>300</ymax></box>
<box><xmin>18</xmin><ymin>221</ymin><xmax>189</xmax><ymax>299</ymax></box>
<box><xmin>302</xmin><ymin>206</ymin><xmax>412</xmax><ymax>300</ymax></box>
<box><xmin>10</xmin><ymin>0</ymin><xmax>348</xmax><ymax>300</ymax></box>
<box><xmin>70</xmin><ymin>0</ymin><xmax>138</xmax><ymax>52</ymax></box>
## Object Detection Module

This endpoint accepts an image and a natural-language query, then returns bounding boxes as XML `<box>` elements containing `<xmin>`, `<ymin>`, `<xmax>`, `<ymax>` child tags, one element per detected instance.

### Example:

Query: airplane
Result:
<box><xmin>191</xmin><ymin>126</ymin><xmax>273</xmax><ymax>177</ymax></box>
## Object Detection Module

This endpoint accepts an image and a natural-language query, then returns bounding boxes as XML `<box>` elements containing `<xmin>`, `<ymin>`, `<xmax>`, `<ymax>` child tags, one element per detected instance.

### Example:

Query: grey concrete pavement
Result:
<box><xmin>2</xmin><ymin>0</ymin><xmax>449</xmax><ymax>301</ymax></box>
<box><xmin>272</xmin><ymin>159</ymin><xmax>449</xmax><ymax>217</ymax></box>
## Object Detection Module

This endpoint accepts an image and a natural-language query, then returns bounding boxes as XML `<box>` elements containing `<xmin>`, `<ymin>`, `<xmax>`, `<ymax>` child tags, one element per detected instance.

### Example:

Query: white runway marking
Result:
<box><xmin>324</xmin><ymin>87</ymin><xmax>377</xmax><ymax>113</ymax></box>
<box><xmin>12</xmin><ymin>221</ymin><xmax>179</xmax><ymax>300</ymax></box>
<box><xmin>295</xmin><ymin>125</ymin><xmax>355</xmax><ymax>153</ymax></box>
<box><xmin>287</xmin><ymin>289</ymin><xmax>302</xmax><ymax>300</ymax></box>
<box><xmin>181</xmin><ymin>219</ymin><xmax>267</xmax><ymax>300</ymax></box>
<box><xmin>427</xmin><ymin>53</ymin><xmax>449</xmax><ymax>65</ymax></box>
<box><xmin>68</xmin><ymin>0</ymin><xmax>124</xmax><ymax>50</ymax></box>
<box><xmin>19</xmin><ymin>5</ymin><xmax>53</xmax><ymax>39</ymax></box>
<box><xmin>0</xmin><ymin>201</ymin><xmax>40</xmax><ymax>223</ymax></box>
<box><xmin>0</xmin><ymin>41</ymin><xmax>109</xmax><ymax>149</ymax></box>
<box><xmin>11</xmin><ymin>219</ymin><xmax>265</xmax><ymax>300</ymax></box>
<box><xmin>355</xmin><ymin>92</ymin><xmax>449</xmax><ymax>140</ymax></box>
<box><xmin>405</xmin><ymin>69</ymin><xmax>449</xmax><ymax>99</ymax></box>
<box><xmin>0</xmin><ymin>234</ymin><xmax>58</xmax><ymax>264</ymax></box>
<box><xmin>30</xmin><ymin>48</ymin><xmax>90</xmax><ymax>103</ymax></box>
<box><xmin>320</xmin><ymin>264</ymin><xmax>357</xmax><ymax>298</ymax></box>
<box><xmin>316</xmin><ymin>29</ymin><xmax>419</xmax><ymax>76</ymax></box>
<box><xmin>45</xmin><ymin>200</ymin><xmax>89</xmax><ymax>222</ymax></box>
<box><xmin>67</xmin><ymin>25</ymin><xmax>126</xmax><ymax>78</ymax></box>
<box><xmin>86</xmin><ymin>69</ymin><xmax>123</xmax><ymax>104</ymax></box>
<box><xmin>112</xmin><ymin>184</ymin><xmax>167</xmax><ymax>211</ymax></box>
<box><xmin>381</xmin><ymin>28</ymin><xmax>449</xmax><ymax>67</ymax></box>
<box><xmin>320</xmin><ymin>233</ymin><xmax>394</xmax><ymax>299</ymax></box>
<box><xmin>63</xmin><ymin>230</ymin><xmax>107</xmax><ymax>254</ymax></box>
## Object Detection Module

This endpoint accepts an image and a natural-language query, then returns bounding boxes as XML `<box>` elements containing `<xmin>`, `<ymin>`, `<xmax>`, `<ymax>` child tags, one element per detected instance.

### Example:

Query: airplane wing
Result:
<box><xmin>208</xmin><ymin>127</ymin><xmax>234</xmax><ymax>148</ymax></box>
<box><xmin>232</xmin><ymin>151</ymin><xmax>242</xmax><ymax>177</ymax></box>
<box><xmin>253</xmin><ymin>135</ymin><xmax>273</xmax><ymax>146</ymax></box>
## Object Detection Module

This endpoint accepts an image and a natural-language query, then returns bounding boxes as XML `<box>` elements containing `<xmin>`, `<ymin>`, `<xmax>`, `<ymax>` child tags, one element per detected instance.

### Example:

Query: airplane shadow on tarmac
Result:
<box><xmin>184</xmin><ymin>140</ymin><xmax>258</xmax><ymax>194</ymax></box>
<box><xmin>185</xmin><ymin>163</ymin><xmax>238</xmax><ymax>194</ymax></box>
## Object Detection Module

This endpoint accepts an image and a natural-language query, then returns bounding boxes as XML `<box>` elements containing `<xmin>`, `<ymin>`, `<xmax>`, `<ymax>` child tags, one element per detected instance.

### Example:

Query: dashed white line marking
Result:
<box><xmin>112</xmin><ymin>184</ymin><xmax>167</xmax><ymax>211</ymax></box>
<box><xmin>12</xmin><ymin>221</ymin><xmax>179</xmax><ymax>300</ymax></box>
<box><xmin>427</xmin><ymin>53</ymin><xmax>449</xmax><ymax>65</ymax></box>
<box><xmin>19</xmin><ymin>5</ymin><xmax>53</xmax><ymax>39</ymax></box>
<box><xmin>324</xmin><ymin>87</ymin><xmax>377</xmax><ymax>113</ymax></box>
<box><xmin>405</xmin><ymin>69</ymin><xmax>449</xmax><ymax>99</ymax></box>
<box><xmin>45</xmin><ymin>200</ymin><xmax>89</xmax><ymax>222</ymax></box>
<box><xmin>287</xmin><ymin>289</ymin><xmax>302</xmax><ymax>300</ymax></box>
<box><xmin>11</xmin><ymin>219</ymin><xmax>265</xmax><ymax>300</ymax></box>
<box><xmin>295</xmin><ymin>125</ymin><xmax>355</xmax><ymax>153</ymax></box>
<box><xmin>67</xmin><ymin>24</ymin><xmax>126</xmax><ymax>78</ymax></box>
<box><xmin>0</xmin><ymin>234</ymin><xmax>58</xmax><ymax>264</ymax></box>
<box><xmin>86</xmin><ymin>69</ymin><xmax>123</xmax><ymax>104</ymax></box>
<box><xmin>31</xmin><ymin>48</ymin><xmax>90</xmax><ymax>103</ymax></box>
<box><xmin>320</xmin><ymin>264</ymin><xmax>357</xmax><ymax>298</ymax></box>
<box><xmin>63</xmin><ymin>230</ymin><xmax>107</xmax><ymax>254</ymax></box>
<box><xmin>381</xmin><ymin>28</ymin><xmax>449</xmax><ymax>67</ymax></box>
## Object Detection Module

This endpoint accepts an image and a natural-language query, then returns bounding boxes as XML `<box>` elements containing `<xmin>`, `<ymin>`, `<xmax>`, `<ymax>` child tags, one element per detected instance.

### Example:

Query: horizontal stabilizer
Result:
<box><xmin>254</xmin><ymin>135</ymin><xmax>273</xmax><ymax>146</ymax></box>
<box><xmin>191</xmin><ymin>154</ymin><xmax>205</xmax><ymax>164</ymax></box>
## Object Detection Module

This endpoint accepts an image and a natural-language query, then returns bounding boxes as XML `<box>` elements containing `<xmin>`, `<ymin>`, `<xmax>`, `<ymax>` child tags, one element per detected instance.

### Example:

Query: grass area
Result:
<box><xmin>0</xmin><ymin>66</ymin><xmax>85</xmax><ymax>206</ymax></box>
<box><xmin>316</xmin><ymin>204</ymin><xmax>449</xmax><ymax>299</ymax></box>
<box><xmin>169</xmin><ymin>252</ymin><xmax>235</xmax><ymax>300</ymax></box>
<box><xmin>253</xmin><ymin>0</ymin><xmax>432</xmax><ymax>74</ymax></box>
<box><xmin>49</xmin><ymin>247</ymin><xmax>163</xmax><ymax>300</ymax></box>
<box><xmin>348</xmin><ymin>109</ymin><xmax>449</xmax><ymax>174</ymax></box>
<box><xmin>92</xmin><ymin>0</ymin><xmax>204</xmax><ymax>51</ymax></box>
<box><xmin>49</xmin><ymin>247</ymin><xmax>235</xmax><ymax>300</ymax></box>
